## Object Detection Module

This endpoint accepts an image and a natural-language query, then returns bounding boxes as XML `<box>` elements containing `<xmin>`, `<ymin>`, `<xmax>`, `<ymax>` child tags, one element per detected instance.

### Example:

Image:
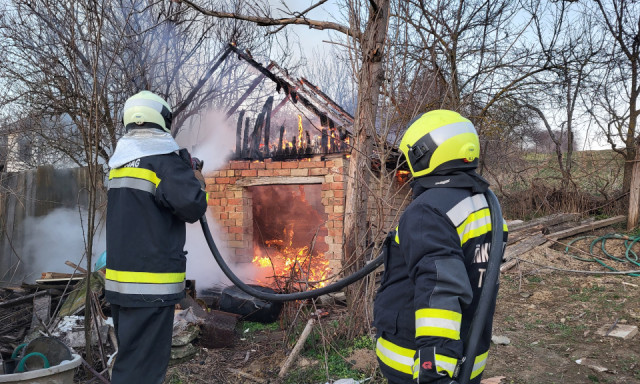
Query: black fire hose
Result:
<box><xmin>199</xmin><ymin>217</ymin><xmax>383</xmax><ymax>302</ymax></box>
<box><xmin>456</xmin><ymin>189</ymin><xmax>504</xmax><ymax>384</ymax></box>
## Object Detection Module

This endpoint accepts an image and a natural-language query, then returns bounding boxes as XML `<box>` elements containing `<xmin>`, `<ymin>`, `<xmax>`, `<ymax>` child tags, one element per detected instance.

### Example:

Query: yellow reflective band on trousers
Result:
<box><xmin>377</xmin><ymin>337</ymin><xmax>488</xmax><ymax>380</ymax></box>
<box><xmin>376</xmin><ymin>337</ymin><xmax>414</xmax><ymax>375</ymax></box>
<box><xmin>415</xmin><ymin>308</ymin><xmax>462</xmax><ymax>339</ymax></box>
<box><xmin>471</xmin><ymin>350</ymin><xmax>488</xmax><ymax>379</ymax></box>
<box><xmin>412</xmin><ymin>353</ymin><xmax>458</xmax><ymax>379</ymax></box>
<box><xmin>106</xmin><ymin>269</ymin><xmax>185</xmax><ymax>284</ymax></box>
<box><xmin>109</xmin><ymin>167</ymin><xmax>161</xmax><ymax>187</ymax></box>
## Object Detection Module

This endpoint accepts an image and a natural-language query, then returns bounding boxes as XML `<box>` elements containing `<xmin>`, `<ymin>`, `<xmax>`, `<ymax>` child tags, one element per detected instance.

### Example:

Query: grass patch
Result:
<box><xmin>283</xmin><ymin>331</ymin><xmax>375</xmax><ymax>383</ymax></box>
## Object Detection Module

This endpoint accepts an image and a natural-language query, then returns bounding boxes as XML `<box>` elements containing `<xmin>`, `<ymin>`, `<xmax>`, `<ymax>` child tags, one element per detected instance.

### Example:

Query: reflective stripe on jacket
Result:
<box><xmin>373</xmin><ymin>183</ymin><xmax>507</xmax><ymax>383</ymax></box>
<box><xmin>106</xmin><ymin>152</ymin><xmax>207</xmax><ymax>307</ymax></box>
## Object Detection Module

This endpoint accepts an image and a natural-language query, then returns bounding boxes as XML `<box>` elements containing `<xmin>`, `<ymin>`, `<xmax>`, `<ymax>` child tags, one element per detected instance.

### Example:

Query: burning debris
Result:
<box><xmin>221</xmin><ymin>44</ymin><xmax>353</xmax><ymax>162</ymax></box>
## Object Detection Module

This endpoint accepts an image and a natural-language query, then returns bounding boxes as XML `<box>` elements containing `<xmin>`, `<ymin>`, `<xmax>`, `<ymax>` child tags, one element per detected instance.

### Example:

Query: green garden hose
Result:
<box><xmin>565</xmin><ymin>234</ymin><xmax>640</xmax><ymax>277</ymax></box>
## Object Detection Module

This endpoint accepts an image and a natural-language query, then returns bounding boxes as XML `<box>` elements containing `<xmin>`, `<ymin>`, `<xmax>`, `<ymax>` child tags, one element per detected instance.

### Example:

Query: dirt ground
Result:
<box><xmin>165</xmin><ymin>231</ymin><xmax>640</xmax><ymax>384</ymax></box>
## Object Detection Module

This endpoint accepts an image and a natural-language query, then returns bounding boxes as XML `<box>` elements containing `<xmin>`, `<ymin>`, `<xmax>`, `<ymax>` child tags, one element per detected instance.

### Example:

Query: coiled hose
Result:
<box><xmin>565</xmin><ymin>233</ymin><xmax>640</xmax><ymax>277</ymax></box>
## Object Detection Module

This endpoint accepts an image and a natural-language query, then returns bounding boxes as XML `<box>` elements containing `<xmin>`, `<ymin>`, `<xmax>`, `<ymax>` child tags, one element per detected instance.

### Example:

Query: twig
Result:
<box><xmin>227</xmin><ymin>368</ymin><xmax>267</xmax><ymax>384</ymax></box>
<box><xmin>604</xmin><ymin>318</ymin><xmax>619</xmax><ymax>336</ymax></box>
<box><xmin>278</xmin><ymin>318</ymin><xmax>316</xmax><ymax>378</ymax></box>
<box><xmin>81</xmin><ymin>358</ymin><xmax>111</xmax><ymax>384</ymax></box>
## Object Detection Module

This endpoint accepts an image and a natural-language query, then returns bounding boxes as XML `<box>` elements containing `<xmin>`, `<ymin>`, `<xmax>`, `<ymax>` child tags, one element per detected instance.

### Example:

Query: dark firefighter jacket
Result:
<box><xmin>105</xmin><ymin>152</ymin><xmax>207</xmax><ymax>307</ymax></box>
<box><xmin>373</xmin><ymin>174</ymin><xmax>508</xmax><ymax>383</ymax></box>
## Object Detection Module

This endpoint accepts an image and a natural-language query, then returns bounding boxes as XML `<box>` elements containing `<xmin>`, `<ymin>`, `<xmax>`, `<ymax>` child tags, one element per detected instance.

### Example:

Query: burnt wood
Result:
<box><xmin>242</xmin><ymin>117</ymin><xmax>251</xmax><ymax>158</ymax></box>
<box><xmin>235</xmin><ymin>110</ymin><xmax>245</xmax><ymax>158</ymax></box>
<box><xmin>251</xmin><ymin>112</ymin><xmax>265</xmax><ymax>160</ymax></box>
<box><xmin>278</xmin><ymin>125</ymin><xmax>285</xmax><ymax>154</ymax></box>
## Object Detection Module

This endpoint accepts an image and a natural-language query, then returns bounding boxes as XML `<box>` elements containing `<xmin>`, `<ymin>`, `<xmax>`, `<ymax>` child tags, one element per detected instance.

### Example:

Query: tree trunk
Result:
<box><xmin>343</xmin><ymin>0</ymin><xmax>389</xmax><ymax>338</ymax></box>
<box><xmin>627</xmin><ymin>142</ymin><xmax>640</xmax><ymax>229</ymax></box>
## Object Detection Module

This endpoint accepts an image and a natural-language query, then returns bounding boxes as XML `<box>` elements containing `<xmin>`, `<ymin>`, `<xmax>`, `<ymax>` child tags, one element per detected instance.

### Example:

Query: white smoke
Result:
<box><xmin>177</xmin><ymin>109</ymin><xmax>259</xmax><ymax>292</ymax></box>
<box><xmin>21</xmin><ymin>208</ymin><xmax>105</xmax><ymax>283</ymax></box>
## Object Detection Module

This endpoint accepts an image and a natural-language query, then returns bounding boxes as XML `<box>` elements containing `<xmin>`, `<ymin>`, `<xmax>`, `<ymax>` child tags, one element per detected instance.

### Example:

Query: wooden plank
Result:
<box><xmin>501</xmin><ymin>233</ymin><xmax>548</xmax><ymax>272</ymax></box>
<box><xmin>65</xmin><ymin>260</ymin><xmax>88</xmax><ymax>274</ymax></box>
<box><xmin>235</xmin><ymin>176</ymin><xmax>324</xmax><ymax>187</ymax></box>
<box><xmin>546</xmin><ymin>215</ymin><xmax>626</xmax><ymax>240</ymax></box>
<box><xmin>0</xmin><ymin>290</ymin><xmax>47</xmax><ymax>308</ymax></box>
<box><xmin>508</xmin><ymin>213</ymin><xmax>580</xmax><ymax>233</ymax></box>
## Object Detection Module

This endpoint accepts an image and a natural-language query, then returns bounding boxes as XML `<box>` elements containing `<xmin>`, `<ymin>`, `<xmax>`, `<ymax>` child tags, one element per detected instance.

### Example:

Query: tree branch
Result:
<box><xmin>180</xmin><ymin>0</ymin><xmax>360</xmax><ymax>40</ymax></box>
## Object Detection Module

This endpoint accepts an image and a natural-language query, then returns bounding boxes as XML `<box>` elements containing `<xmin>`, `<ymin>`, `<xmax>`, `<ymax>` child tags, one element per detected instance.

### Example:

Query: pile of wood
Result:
<box><xmin>502</xmin><ymin>213</ymin><xmax>626</xmax><ymax>271</ymax></box>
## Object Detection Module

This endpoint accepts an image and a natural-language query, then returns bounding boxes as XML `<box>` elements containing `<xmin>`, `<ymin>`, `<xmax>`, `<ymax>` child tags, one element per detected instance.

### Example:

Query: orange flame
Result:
<box><xmin>251</xmin><ymin>227</ymin><xmax>331</xmax><ymax>290</ymax></box>
<box><xmin>297</xmin><ymin>115</ymin><xmax>304</xmax><ymax>149</ymax></box>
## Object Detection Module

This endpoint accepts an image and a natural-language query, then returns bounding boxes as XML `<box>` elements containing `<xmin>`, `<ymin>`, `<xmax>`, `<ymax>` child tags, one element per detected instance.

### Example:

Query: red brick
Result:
<box><xmin>209</xmin><ymin>191</ymin><xmax>224</xmax><ymax>199</ymax></box>
<box><xmin>229</xmin><ymin>212</ymin><xmax>242</xmax><ymax>220</ymax></box>
<box><xmin>281</xmin><ymin>162</ymin><xmax>299</xmax><ymax>169</ymax></box>
<box><xmin>299</xmin><ymin>161</ymin><xmax>325</xmax><ymax>168</ymax></box>
<box><xmin>330</xmin><ymin>182</ymin><xmax>344</xmax><ymax>190</ymax></box>
<box><xmin>209</xmin><ymin>198</ymin><xmax>221</xmax><ymax>206</ymax></box>
<box><xmin>227</xmin><ymin>198</ymin><xmax>242</xmax><ymax>205</ymax></box>
<box><xmin>240</xmin><ymin>169</ymin><xmax>258</xmax><ymax>177</ymax></box>
<box><xmin>258</xmin><ymin>169</ymin><xmax>275</xmax><ymax>177</ymax></box>
<box><xmin>309</xmin><ymin>168</ymin><xmax>329</xmax><ymax>176</ymax></box>
<box><xmin>333</xmin><ymin>190</ymin><xmax>345</xmax><ymax>198</ymax></box>
<box><xmin>228</xmin><ymin>226</ymin><xmax>242</xmax><ymax>234</ymax></box>
<box><xmin>325</xmin><ymin>161</ymin><xmax>334</xmax><ymax>168</ymax></box>
<box><xmin>225</xmin><ymin>191</ymin><xmax>236</xmax><ymax>198</ymax></box>
<box><xmin>274</xmin><ymin>169</ymin><xmax>291</xmax><ymax>177</ymax></box>
<box><xmin>219</xmin><ymin>213</ymin><xmax>228</xmax><ymax>220</ymax></box>
<box><xmin>266</xmin><ymin>162</ymin><xmax>282</xmax><ymax>169</ymax></box>
<box><xmin>215</xmin><ymin>177</ymin><xmax>230</xmax><ymax>184</ymax></box>
<box><xmin>230</xmin><ymin>161</ymin><xmax>250</xmax><ymax>170</ymax></box>
<box><xmin>321</xmin><ymin>183</ymin><xmax>331</xmax><ymax>191</ymax></box>
<box><xmin>250</xmin><ymin>162</ymin><xmax>266</xmax><ymax>169</ymax></box>
<box><xmin>333</xmin><ymin>174</ymin><xmax>344</xmax><ymax>182</ymax></box>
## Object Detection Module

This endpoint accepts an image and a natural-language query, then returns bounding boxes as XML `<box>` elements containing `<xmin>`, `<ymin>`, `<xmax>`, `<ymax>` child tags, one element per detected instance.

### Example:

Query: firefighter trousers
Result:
<box><xmin>110</xmin><ymin>304</ymin><xmax>175</xmax><ymax>384</ymax></box>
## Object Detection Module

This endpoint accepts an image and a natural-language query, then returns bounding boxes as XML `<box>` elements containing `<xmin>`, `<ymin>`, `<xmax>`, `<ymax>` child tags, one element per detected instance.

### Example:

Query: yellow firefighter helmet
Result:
<box><xmin>400</xmin><ymin>110</ymin><xmax>479</xmax><ymax>178</ymax></box>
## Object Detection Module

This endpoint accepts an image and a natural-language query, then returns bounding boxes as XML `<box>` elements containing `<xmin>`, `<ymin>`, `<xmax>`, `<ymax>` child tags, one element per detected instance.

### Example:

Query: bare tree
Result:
<box><xmin>0</xmin><ymin>0</ymin><xmax>277</xmax><ymax>369</ymax></box>
<box><xmin>576</xmin><ymin>0</ymin><xmax>640</xmax><ymax>227</ymax></box>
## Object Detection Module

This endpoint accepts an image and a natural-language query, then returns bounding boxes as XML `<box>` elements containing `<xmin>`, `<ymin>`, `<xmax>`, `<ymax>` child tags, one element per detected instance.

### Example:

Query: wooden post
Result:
<box><xmin>262</xmin><ymin>97</ymin><xmax>274</xmax><ymax>156</ymax></box>
<box><xmin>251</xmin><ymin>112</ymin><xmax>265</xmax><ymax>160</ymax></box>
<box><xmin>628</xmin><ymin>145</ymin><xmax>640</xmax><ymax>229</ymax></box>
<box><xmin>278</xmin><ymin>125</ymin><xmax>285</xmax><ymax>154</ymax></box>
<box><xmin>235</xmin><ymin>110</ymin><xmax>245</xmax><ymax>159</ymax></box>
<box><xmin>242</xmin><ymin>117</ymin><xmax>251</xmax><ymax>158</ymax></box>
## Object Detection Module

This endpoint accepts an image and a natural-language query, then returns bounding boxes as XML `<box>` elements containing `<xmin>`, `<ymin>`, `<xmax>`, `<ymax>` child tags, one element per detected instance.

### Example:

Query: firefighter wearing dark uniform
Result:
<box><xmin>106</xmin><ymin>91</ymin><xmax>207</xmax><ymax>384</ymax></box>
<box><xmin>373</xmin><ymin>110</ymin><xmax>508</xmax><ymax>384</ymax></box>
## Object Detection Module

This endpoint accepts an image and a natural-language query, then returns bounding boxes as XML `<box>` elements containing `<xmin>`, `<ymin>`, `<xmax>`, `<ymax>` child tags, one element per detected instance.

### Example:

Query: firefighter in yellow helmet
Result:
<box><xmin>373</xmin><ymin>110</ymin><xmax>508</xmax><ymax>384</ymax></box>
<box><xmin>106</xmin><ymin>91</ymin><xmax>207</xmax><ymax>384</ymax></box>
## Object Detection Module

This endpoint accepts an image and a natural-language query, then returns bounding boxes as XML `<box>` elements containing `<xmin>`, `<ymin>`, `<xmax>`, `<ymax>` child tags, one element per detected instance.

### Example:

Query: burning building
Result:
<box><xmin>202</xmin><ymin>45</ymin><xmax>409</xmax><ymax>292</ymax></box>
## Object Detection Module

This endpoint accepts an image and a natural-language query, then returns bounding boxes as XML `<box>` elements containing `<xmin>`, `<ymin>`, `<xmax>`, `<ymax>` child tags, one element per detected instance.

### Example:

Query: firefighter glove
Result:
<box><xmin>413</xmin><ymin>348</ymin><xmax>459</xmax><ymax>384</ymax></box>
<box><xmin>194</xmin><ymin>169</ymin><xmax>206</xmax><ymax>190</ymax></box>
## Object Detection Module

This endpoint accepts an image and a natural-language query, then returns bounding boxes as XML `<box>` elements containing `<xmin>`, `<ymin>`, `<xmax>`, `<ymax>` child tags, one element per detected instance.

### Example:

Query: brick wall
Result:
<box><xmin>204</xmin><ymin>154</ymin><xmax>346</xmax><ymax>273</ymax></box>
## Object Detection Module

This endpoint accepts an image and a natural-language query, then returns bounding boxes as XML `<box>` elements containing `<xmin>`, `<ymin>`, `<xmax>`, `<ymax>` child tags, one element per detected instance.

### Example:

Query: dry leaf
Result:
<box><xmin>481</xmin><ymin>376</ymin><xmax>506</xmax><ymax>384</ymax></box>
